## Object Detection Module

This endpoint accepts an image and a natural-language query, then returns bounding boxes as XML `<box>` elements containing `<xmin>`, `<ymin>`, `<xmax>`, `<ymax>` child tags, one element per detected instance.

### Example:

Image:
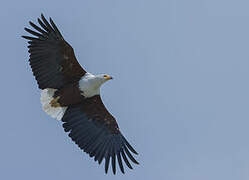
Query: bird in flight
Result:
<box><xmin>22</xmin><ymin>14</ymin><xmax>138</xmax><ymax>174</ymax></box>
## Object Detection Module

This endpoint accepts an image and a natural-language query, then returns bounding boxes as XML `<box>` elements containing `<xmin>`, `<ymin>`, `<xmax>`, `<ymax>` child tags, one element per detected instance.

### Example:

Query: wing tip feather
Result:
<box><xmin>60</xmin><ymin>100</ymin><xmax>139</xmax><ymax>174</ymax></box>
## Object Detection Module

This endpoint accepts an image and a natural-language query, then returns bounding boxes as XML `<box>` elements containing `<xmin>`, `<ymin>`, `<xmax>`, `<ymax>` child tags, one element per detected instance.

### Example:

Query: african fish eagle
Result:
<box><xmin>22</xmin><ymin>14</ymin><xmax>138</xmax><ymax>174</ymax></box>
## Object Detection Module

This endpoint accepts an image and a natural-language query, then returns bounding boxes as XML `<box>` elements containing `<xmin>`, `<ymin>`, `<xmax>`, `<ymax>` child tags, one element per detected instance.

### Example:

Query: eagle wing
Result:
<box><xmin>22</xmin><ymin>14</ymin><xmax>86</xmax><ymax>89</ymax></box>
<box><xmin>62</xmin><ymin>95</ymin><xmax>139</xmax><ymax>174</ymax></box>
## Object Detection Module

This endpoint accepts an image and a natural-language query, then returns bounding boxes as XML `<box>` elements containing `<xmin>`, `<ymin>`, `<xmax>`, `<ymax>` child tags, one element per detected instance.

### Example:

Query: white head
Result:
<box><xmin>79</xmin><ymin>73</ymin><xmax>113</xmax><ymax>97</ymax></box>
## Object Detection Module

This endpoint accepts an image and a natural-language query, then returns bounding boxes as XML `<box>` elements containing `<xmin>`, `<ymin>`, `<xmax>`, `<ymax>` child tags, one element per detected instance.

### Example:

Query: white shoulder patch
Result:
<box><xmin>40</xmin><ymin>88</ymin><xmax>67</xmax><ymax>120</ymax></box>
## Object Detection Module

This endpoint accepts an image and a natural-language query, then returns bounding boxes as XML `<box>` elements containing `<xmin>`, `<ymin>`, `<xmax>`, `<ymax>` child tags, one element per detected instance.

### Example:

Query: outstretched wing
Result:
<box><xmin>62</xmin><ymin>95</ymin><xmax>139</xmax><ymax>174</ymax></box>
<box><xmin>22</xmin><ymin>14</ymin><xmax>86</xmax><ymax>89</ymax></box>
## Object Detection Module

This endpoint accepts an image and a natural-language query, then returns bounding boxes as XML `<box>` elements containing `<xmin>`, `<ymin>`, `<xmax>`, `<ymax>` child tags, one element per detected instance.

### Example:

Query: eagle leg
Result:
<box><xmin>50</xmin><ymin>96</ymin><xmax>61</xmax><ymax>107</ymax></box>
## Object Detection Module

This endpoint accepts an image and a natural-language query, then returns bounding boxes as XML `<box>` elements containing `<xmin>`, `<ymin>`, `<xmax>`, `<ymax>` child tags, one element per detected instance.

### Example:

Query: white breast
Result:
<box><xmin>79</xmin><ymin>73</ymin><xmax>101</xmax><ymax>98</ymax></box>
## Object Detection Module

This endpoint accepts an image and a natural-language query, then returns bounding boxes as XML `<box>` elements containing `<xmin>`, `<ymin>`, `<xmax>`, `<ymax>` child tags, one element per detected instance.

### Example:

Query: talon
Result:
<box><xmin>50</xmin><ymin>96</ymin><xmax>61</xmax><ymax>107</ymax></box>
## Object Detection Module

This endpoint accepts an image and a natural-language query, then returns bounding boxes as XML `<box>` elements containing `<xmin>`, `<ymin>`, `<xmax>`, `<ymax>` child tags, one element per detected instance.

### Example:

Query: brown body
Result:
<box><xmin>53</xmin><ymin>82</ymin><xmax>84</xmax><ymax>106</ymax></box>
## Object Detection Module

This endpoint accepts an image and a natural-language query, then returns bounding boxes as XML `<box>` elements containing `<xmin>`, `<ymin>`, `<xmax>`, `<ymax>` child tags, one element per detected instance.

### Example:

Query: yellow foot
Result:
<box><xmin>50</xmin><ymin>96</ymin><xmax>61</xmax><ymax>107</ymax></box>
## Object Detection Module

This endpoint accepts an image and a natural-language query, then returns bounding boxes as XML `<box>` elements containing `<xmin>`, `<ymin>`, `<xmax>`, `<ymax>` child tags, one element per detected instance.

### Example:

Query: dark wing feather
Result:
<box><xmin>62</xmin><ymin>95</ymin><xmax>138</xmax><ymax>174</ymax></box>
<box><xmin>22</xmin><ymin>14</ymin><xmax>86</xmax><ymax>89</ymax></box>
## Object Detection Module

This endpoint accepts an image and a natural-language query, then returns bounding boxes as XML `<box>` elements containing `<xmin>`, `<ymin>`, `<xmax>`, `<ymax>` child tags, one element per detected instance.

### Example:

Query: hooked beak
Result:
<box><xmin>104</xmin><ymin>75</ymin><xmax>113</xmax><ymax>80</ymax></box>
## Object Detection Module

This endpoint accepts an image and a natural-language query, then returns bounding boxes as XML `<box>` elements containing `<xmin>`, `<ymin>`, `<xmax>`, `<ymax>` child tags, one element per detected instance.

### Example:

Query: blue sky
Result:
<box><xmin>1</xmin><ymin>0</ymin><xmax>249</xmax><ymax>179</ymax></box>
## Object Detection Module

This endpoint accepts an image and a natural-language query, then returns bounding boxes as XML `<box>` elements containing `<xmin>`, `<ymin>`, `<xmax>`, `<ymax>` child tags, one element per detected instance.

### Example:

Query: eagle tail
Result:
<box><xmin>40</xmin><ymin>88</ymin><xmax>67</xmax><ymax>120</ymax></box>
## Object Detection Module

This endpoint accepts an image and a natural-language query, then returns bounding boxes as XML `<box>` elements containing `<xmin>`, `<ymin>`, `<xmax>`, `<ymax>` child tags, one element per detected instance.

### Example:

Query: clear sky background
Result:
<box><xmin>1</xmin><ymin>0</ymin><xmax>249</xmax><ymax>179</ymax></box>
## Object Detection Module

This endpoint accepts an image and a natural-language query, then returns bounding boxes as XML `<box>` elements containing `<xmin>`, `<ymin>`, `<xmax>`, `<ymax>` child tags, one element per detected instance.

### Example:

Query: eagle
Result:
<box><xmin>22</xmin><ymin>14</ymin><xmax>138</xmax><ymax>174</ymax></box>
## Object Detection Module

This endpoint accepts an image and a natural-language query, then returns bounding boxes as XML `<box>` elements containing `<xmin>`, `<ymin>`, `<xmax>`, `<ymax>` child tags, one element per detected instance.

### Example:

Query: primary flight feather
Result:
<box><xmin>22</xmin><ymin>14</ymin><xmax>138</xmax><ymax>174</ymax></box>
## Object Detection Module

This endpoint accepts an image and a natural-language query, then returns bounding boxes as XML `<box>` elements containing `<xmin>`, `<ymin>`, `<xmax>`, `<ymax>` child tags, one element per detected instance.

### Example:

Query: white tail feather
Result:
<box><xmin>40</xmin><ymin>88</ymin><xmax>67</xmax><ymax>120</ymax></box>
